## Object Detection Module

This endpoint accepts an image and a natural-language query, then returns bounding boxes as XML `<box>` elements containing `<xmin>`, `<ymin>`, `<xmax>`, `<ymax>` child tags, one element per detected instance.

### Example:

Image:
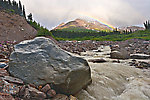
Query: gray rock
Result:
<box><xmin>9</xmin><ymin>37</ymin><xmax>92</xmax><ymax>95</ymax></box>
<box><xmin>110</xmin><ymin>49</ymin><xmax>130</xmax><ymax>59</ymax></box>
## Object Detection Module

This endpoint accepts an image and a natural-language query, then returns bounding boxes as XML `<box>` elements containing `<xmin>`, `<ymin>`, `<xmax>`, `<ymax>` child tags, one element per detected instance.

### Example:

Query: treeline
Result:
<box><xmin>51</xmin><ymin>28</ymin><xmax>132</xmax><ymax>39</ymax></box>
<box><xmin>144</xmin><ymin>20</ymin><xmax>150</xmax><ymax>30</ymax></box>
<box><xmin>28</xmin><ymin>20</ymin><xmax>53</xmax><ymax>37</ymax></box>
<box><xmin>54</xmin><ymin>29</ymin><xmax>150</xmax><ymax>41</ymax></box>
<box><xmin>52</xmin><ymin>20</ymin><xmax>150</xmax><ymax>41</ymax></box>
<box><xmin>26</xmin><ymin>13</ymin><xmax>53</xmax><ymax>37</ymax></box>
<box><xmin>0</xmin><ymin>0</ymin><xmax>26</xmax><ymax>17</ymax></box>
<box><xmin>0</xmin><ymin>0</ymin><xmax>53</xmax><ymax>37</ymax></box>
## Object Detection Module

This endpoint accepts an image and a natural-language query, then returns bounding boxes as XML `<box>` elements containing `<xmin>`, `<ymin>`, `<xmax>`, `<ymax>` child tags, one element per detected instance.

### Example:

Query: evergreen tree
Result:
<box><xmin>19</xmin><ymin>0</ymin><xmax>22</xmax><ymax>11</ymax></box>
<box><xmin>12</xmin><ymin>0</ymin><xmax>16</xmax><ymax>6</ymax></box>
<box><xmin>144</xmin><ymin>20</ymin><xmax>150</xmax><ymax>30</ymax></box>
<box><xmin>8</xmin><ymin>0</ymin><xmax>11</xmax><ymax>5</ymax></box>
<box><xmin>0</xmin><ymin>0</ymin><xmax>24</xmax><ymax>16</ymax></box>
<box><xmin>130</xmin><ymin>29</ymin><xmax>132</xmax><ymax>33</ymax></box>
<box><xmin>27</xmin><ymin>13</ymin><xmax>33</xmax><ymax>21</ymax></box>
<box><xmin>23</xmin><ymin>5</ymin><xmax>26</xmax><ymax>18</ymax></box>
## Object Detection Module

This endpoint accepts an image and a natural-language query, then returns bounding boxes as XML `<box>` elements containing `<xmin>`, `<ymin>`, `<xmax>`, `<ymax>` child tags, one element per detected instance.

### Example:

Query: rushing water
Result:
<box><xmin>74</xmin><ymin>46</ymin><xmax>150</xmax><ymax>100</ymax></box>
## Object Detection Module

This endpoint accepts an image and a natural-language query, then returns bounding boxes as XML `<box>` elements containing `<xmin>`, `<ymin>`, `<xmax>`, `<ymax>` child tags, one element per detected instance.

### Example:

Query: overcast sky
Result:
<box><xmin>15</xmin><ymin>0</ymin><xmax>150</xmax><ymax>29</ymax></box>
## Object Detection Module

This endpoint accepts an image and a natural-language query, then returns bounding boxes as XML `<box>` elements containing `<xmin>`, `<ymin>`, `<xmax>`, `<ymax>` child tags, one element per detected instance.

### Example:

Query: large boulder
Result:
<box><xmin>8</xmin><ymin>37</ymin><xmax>92</xmax><ymax>95</ymax></box>
<box><xmin>110</xmin><ymin>48</ymin><xmax>130</xmax><ymax>59</ymax></box>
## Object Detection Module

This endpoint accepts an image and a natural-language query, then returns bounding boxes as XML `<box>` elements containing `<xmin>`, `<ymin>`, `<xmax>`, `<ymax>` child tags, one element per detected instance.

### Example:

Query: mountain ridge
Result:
<box><xmin>54</xmin><ymin>18</ymin><xmax>114</xmax><ymax>31</ymax></box>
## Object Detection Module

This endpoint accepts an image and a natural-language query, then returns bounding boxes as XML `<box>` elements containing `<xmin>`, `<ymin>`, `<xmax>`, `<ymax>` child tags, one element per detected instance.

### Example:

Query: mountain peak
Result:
<box><xmin>54</xmin><ymin>18</ymin><xmax>113</xmax><ymax>31</ymax></box>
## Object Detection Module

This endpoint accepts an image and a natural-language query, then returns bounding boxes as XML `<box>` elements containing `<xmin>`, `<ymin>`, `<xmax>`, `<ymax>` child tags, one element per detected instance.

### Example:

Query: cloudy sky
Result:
<box><xmin>15</xmin><ymin>0</ymin><xmax>150</xmax><ymax>29</ymax></box>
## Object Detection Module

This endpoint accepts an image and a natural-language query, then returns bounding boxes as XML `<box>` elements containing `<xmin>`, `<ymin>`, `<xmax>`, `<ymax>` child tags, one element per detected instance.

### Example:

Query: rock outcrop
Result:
<box><xmin>9</xmin><ymin>37</ymin><xmax>92</xmax><ymax>95</ymax></box>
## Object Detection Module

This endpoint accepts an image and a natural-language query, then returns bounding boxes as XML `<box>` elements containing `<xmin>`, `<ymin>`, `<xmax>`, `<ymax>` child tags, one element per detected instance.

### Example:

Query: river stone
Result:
<box><xmin>8</xmin><ymin>37</ymin><xmax>92</xmax><ymax>95</ymax></box>
<box><xmin>110</xmin><ymin>48</ymin><xmax>130</xmax><ymax>59</ymax></box>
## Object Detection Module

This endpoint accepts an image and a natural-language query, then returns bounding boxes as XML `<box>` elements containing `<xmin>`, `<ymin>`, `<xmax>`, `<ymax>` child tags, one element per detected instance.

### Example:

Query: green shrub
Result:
<box><xmin>28</xmin><ymin>21</ymin><xmax>53</xmax><ymax>37</ymax></box>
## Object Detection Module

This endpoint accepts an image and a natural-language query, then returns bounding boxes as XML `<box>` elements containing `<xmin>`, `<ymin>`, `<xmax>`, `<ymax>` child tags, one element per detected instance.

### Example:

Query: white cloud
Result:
<box><xmin>14</xmin><ymin>0</ymin><xmax>150</xmax><ymax>29</ymax></box>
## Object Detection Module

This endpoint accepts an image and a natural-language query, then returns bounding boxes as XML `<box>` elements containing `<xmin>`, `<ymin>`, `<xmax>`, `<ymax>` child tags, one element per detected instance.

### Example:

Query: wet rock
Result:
<box><xmin>110</xmin><ymin>49</ymin><xmax>130</xmax><ymax>59</ymax></box>
<box><xmin>51</xmin><ymin>94</ymin><xmax>69</xmax><ymax>100</ymax></box>
<box><xmin>88</xmin><ymin>59</ymin><xmax>107</xmax><ymax>63</ymax></box>
<box><xmin>3</xmin><ymin>76</ymin><xmax>24</xmax><ymax>85</ymax></box>
<box><xmin>0</xmin><ymin>63</ymin><xmax>7</xmax><ymax>68</ymax></box>
<box><xmin>9</xmin><ymin>37</ymin><xmax>92</xmax><ymax>95</ymax></box>
<box><xmin>41</xmin><ymin>84</ymin><xmax>51</xmax><ymax>93</ymax></box>
<box><xmin>0</xmin><ymin>92</ymin><xmax>15</xmax><ymax>100</ymax></box>
<box><xmin>47</xmin><ymin>89</ymin><xmax>56</xmax><ymax>98</ymax></box>
<box><xmin>130</xmin><ymin>54</ymin><xmax>150</xmax><ymax>59</ymax></box>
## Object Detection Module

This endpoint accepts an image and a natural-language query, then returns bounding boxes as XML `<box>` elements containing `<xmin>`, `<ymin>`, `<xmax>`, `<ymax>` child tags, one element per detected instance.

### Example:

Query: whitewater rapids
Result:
<box><xmin>73</xmin><ymin>46</ymin><xmax>150</xmax><ymax>100</ymax></box>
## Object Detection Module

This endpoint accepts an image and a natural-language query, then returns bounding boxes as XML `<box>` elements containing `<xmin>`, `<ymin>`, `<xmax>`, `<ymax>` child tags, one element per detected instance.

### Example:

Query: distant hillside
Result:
<box><xmin>54</xmin><ymin>18</ymin><xmax>114</xmax><ymax>31</ymax></box>
<box><xmin>0</xmin><ymin>10</ymin><xmax>37</xmax><ymax>43</ymax></box>
<box><xmin>119</xmin><ymin>26</ymin><xmax>145</xmax><ymax>32</ymax></box>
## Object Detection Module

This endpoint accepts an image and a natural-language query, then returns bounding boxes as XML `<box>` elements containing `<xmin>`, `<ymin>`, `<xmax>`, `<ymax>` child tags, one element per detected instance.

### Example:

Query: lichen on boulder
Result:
<box><xmin>9</xmin><ymin>37</ymin><xmax>92</xmax><ymax>95</ymax></box>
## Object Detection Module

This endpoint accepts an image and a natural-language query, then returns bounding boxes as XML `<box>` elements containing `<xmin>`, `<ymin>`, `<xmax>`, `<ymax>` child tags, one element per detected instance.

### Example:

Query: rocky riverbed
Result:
<box><xmin>59</xmin><ymin>39</ymin><xmax>150</xmax><ymax>55</ymax></box>
<box><xmin>0</xmin><ymin>38</ymin><xmax>150</xmax><ymax>100</ymax></box>
<box><xmin>73</xmin><ymin>46</ymin><xmax>150</xmax><ymax>100</ymax></box>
